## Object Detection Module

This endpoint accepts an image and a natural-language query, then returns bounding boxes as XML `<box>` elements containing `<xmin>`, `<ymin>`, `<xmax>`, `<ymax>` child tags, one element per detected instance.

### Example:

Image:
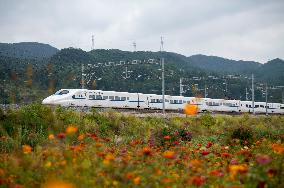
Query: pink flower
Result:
<box><xmin>256</xmin><ymin>154</ymin><xmax>272</xmax><ymax>165</ymax></box>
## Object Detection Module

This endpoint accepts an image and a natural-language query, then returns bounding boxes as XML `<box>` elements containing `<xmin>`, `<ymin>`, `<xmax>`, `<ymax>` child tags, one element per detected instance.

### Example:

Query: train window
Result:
<box><xmin>89</xmin><ymin>95</ymin><xmax>96</xmax><ymax>99</ymax></box>
<box><xmin>246</xmin><ymin>104</ymin><xmax>248</xmax><ymax>107</ymax></box>
<box><xmin>103</xmin><ymin>96</ymin><xmax>108</xmax><ymax>100</ymax></box>
<box><xmin>170</xmin><ymin>100</ymin><xmax>173</xmax><ymax>103</ymax></box>
<box><xmin>115</xmin><ymin>96</ymin><xmax>120</xmax><ymax>100</ymax></box>
<box><xmin>109</xmin><ymin>96</ymin><xmax>114</xmax><ymax>100</ymax></box>
<box><xmin>96</xmin><ymin>95</ymin><xmax>102</xmax><ymax>100</ymax></box>
<box><xmin>121</xmin><ymin>97</ymin><xmax>126</xmax><ymax>101</ymax></box>
<box><xmin>165</xmin><ymin>99</ymin><xmax>169</xmax><ymax>102</ymax></box>
<box><xmin>127</xmin><ymin>97</ymin><xmax>129</xmax><ymax>100</ymax></box>
<box><xmin>179</xmin><ymin>100</ymin><xmax>182</xmax><ymax>104</ymax></box>
<box><xmin>151</xmin><ymin>99</ymin><xmax>155</xmax><ymax>103</ymax></box>
<box><xmin>281</xmin><ymin>106</ymin><xmax>284</xmax><ymax>109</ymax></box>
<box><xmin>255</xmin><ymin>105</ymin><xmax>259</xmax><ymax>108</ymax></box>
<box><xmin>55</xmin><ymin>90</ymin><xmax>69</xmax><ymax>95</ymax></box>
<box><xmin>183</xmin><ymin>101</ymin><xmax>186</xmax><ymax>103</ymax></box>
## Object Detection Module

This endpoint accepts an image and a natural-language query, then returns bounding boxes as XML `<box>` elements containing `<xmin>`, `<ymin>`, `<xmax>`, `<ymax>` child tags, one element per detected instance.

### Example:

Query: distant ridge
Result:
<box><xmin>187</xmin><ymin>54</ymin><xmax>261</xmax><ymax>74</ymax></box>
<box><xmin>0</xmin><ymin>42</ymin><xmax>59</xmax><ymax>59</ymax></box>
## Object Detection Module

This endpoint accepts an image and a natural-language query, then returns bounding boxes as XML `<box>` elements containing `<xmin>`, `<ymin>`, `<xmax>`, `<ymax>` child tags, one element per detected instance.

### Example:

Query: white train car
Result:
<box><xmin>42</xmin><ymin>89</ymin><xmax>284</xmax><ymax>114</ymax></box>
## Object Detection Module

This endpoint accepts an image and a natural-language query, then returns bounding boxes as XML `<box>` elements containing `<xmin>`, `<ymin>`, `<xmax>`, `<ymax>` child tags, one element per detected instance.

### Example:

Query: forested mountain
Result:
<box><xmin>0</xmin><ymin>42</ymin><xmax>283</xmax><ymax>104</ymax></box>
<box><xmin>0</xmin><ymin>42</ymin><xmax>58</xmax><ymax>59</ymax></box>
<box><xmin>187</xmin><ymin>54</ymin><xmax>261</xmax><ymax>74</ymax></box>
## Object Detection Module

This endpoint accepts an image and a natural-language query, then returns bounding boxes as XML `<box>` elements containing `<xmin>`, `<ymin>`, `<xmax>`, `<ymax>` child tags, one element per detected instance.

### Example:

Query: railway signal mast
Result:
<box><xmin>252</xmin><ymin>74</ymin><xmax>255</xmax><ymax>115</ymax></box>
<box><xmin>160</xmin><ymin>36</ymin><xmax>165</xmax><ymax>115</ymax></box>
<box><xmin>133</xmin><ymin>41</ymin><xmax>136</xmax><ymax>52</ymax></box>
<box><xmin>180</xmin><ymin>78</ymin><xmax>184</xmax><ymax>96</ymax></box>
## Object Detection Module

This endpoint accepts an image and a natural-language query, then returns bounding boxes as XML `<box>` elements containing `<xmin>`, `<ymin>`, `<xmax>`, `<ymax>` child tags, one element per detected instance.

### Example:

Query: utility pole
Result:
<box><xmin>179</xmin><ymin>78</ymin><xmax>183</xmax><ymax>96</ymax></box>
<box><xmin>160</xmin><ymin>36</ymin><xmax>165</xmax><ymax>115</ymax></box>
<box><xmin>91</xmin><ymin>35</ymin><xmax>94</xmax><ymax>50</ymax></box>
<box><xmin>204</xmin><ymin>84</ymin><xmax>207</xmax><ymax>98</ymax></box>
<box><xmin>252</xmin><ymin>74</ymin><xmax>255</xmax><ymax>115</ymax></box>
<box><xmin>245</xmin><ymin>88</ymin><xmax>248</xmax><ymax>101</ymax></box>
<box><xmin>265</xmin><ymin>83</ymin><xmax>268</xmax><ymax>115</ymax></box>
<box><xmin>81</xmin><ymin>64</ymin><xmax>85</xmax><ymax>89</ymax></box>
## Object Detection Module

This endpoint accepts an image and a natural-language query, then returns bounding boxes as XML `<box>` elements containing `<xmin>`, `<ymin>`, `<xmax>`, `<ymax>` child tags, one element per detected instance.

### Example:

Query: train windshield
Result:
<box><xmin>54</xmin><ymin>90</ymin><xmax>69</xmax><ymax>95</ymax></box>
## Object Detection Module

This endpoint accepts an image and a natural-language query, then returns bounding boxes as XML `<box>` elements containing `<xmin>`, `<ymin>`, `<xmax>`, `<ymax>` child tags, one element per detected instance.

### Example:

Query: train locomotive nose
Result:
<box><xmin>42</xmin><ymin>97</ymin><xmax>51</xmax><ymax>105</ymax></box>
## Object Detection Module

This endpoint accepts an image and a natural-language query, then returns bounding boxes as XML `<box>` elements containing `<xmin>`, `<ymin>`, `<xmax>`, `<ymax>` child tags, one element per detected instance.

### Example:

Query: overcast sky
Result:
<box><xmin>0</xmin><ymin>0</ymin><xmax>283</xmax><ymax>63</ymax></box>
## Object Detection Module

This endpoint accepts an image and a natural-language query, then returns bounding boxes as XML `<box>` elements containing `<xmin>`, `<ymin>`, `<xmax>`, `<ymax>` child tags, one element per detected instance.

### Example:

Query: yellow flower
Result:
<box><xmin>48</xmin><ymin>134</ymin><xmax>55</xmax><ymax>140</ymax></box>
<box><xmin>112</xmin><ymin>181</ymin><xmax>119</xmax><ymax>186</ymax></box>
<box><xmin>229</xmin><ymin>164</ymin><xmax>248</xmax><ymax>180</ymax></box>
<box><xmin>66</xmin><ymin>125</ymin><xmax>78</xmax><ymax>134</ymax></box>
<box><xmin>45</xmin><ymin>161</ymin><xmax>52</xmax><ymax>168</ymax></box>
<box><xmin>22</xmin><ymin>145</ymin><xmax>32</xmax><ymax>154</ymax></box>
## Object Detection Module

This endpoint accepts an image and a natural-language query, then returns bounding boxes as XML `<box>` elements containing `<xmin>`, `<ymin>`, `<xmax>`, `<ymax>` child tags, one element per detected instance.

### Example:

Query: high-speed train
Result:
<box><xmin>42</xmin><ymin>89</ymin><xmax>284</xmax><ymax>114</ymax></box>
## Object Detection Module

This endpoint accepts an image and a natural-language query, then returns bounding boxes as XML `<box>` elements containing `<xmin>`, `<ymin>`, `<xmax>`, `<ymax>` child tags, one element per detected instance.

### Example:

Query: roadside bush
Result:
<box><xmin>200</xmin><ymin>112</ymin><xmax>216</xmax><ymax>128</ymax></box>
<box><xmin>231</xmin><ymin>125</ymin><xmax>254</xmax><ymax>145</ymax></box>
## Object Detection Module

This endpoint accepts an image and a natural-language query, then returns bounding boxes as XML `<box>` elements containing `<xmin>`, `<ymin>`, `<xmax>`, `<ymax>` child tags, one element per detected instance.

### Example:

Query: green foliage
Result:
<box><xmin>231</xmin><ymin>125</ymin><xmax>254</xmax><ymax>145</ymax></box>
<box><xmin>200</xmin><ymin>112</ymin><xmax>216</xmax><ymax>128</ymax></box>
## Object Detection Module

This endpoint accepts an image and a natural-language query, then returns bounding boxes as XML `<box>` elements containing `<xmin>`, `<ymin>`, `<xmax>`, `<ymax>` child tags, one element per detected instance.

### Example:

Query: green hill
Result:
<box><xmin>0</xmin><ymin>43</ymin><xmax>283</xmax><ymax>103</ymax></box>
<box><xmin>0</xmin><ymin>42</ymin><xmax>58</xmax><ymax>59</ymax></box>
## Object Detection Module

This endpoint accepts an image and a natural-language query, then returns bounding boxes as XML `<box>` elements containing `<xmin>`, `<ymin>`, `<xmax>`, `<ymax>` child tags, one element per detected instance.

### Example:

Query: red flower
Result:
<box><xmin>256</xmin><ymin>154</ymin><xmax>272</xmax><ymax>165</ymax></box>
<box><xmin>201</xmin><ymin>150</ymin><xmax>210</xmax><ymax>156</ymax></box>
<box><xmin>192</xmin><ymin>176</ymin><xmax>205</xmax><ymax>186</ymax></box>
<box><xmin>209</xmin><ymin>169</ymin><xmax>224</xmax><ymax>177</ymax></box>
<box><xmin>221</xmin><ymin>152</ymin><xmax>232</xmax><ymax>158</ymax></box>
<box><xmin>57</xmin><ymin>133</ymin><xmax>66</xmax><ymax>139</ymax></box>
<box><xmin>206</xmin><ymin>141</ymin><xmax>213</xmax><ymax>148</ymax></box>
<box><xmin>173</xmin><ymin>141</ymin><xmax>180</xmax><ymax>145</ymax></box>
<box><xmin>163</xmin><ymin>135</ymin><xmax>171</xmax><ymax>140</ymax></box>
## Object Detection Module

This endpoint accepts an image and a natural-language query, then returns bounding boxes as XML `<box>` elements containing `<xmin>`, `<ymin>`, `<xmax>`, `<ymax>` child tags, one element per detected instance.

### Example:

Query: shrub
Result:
<box><xmin>231</xmin><ymin>126</ymin><xmax>254</xmax><ymax>145</ymax></box>
<box><xmin>200</xmin><ymin>112</ymin><xmax>215</xmax><ymax>128</ymax></box>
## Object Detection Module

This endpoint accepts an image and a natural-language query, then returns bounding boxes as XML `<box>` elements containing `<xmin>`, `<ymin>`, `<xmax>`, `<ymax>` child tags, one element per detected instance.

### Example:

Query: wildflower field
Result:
<box><xmin>0</xmin><ymin>104</ymin><xmax>284</xmax><ymax>187</ymax></box>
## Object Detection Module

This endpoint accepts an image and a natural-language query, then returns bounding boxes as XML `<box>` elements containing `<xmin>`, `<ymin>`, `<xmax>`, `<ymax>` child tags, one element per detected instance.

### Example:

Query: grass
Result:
<box><xmin>0</xmin><ymin>104</ymin><xmax>284</xmax><ymax>187</ymax></box>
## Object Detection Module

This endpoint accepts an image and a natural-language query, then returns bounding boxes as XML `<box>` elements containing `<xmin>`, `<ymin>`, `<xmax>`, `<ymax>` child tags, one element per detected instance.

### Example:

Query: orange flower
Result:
<box><xmin>105</xmin><ymin>153</ymin><xmax>115</xmax><ymax>161</ymax></box>
<box><xmin>78</xmin><ymin>134</ymin><xmax>85</xmax><ymax>141</ymax></box>
<box><xmin>229</xmin><ymin>164</ymin><xmax>248</xmax><ymax>180</ymax></box>
<box><xmin>133</xmin><ymin>176</ymin><xmax>141</xmax><ymax>185</ymax></box>
<box><xmin>125</xmin><ymin>172</ymin><xmax>135</xmax><ymax>180</ymax></box>
<box><xmin>163</xmin><ymin>150</ymin><xmax>175</xmax><ymax>159</ymax></box>
<box><xmin>162</xmin><ymin>178</ymin><xmax>172</xmax><ymax>184</ymax></box>
<box><xmin>22</xmin><ymin>145</ymin><xmax>32</xmax><ymax>154</ymax></box>
<box><xmin>271</xmin><ymin>143</ymin><xmax>284</xmax><ymax>154</ymax></box>
<box><xmin>66</xmin><ymin>125</ymin><xmax>78</xmax><ymax>134</ymax></box>
<box><xmin>141</xmin><ymin>147</ymin><xmax>152</xmax><ymax>156</ymax></box>
<box><xmin>189</xmin><ymin>159</ymin><xmax>203</xmax><ymax>169</ymax></box>
<box><xmin>48</xmin><ymin>134</ymin><xmax>55</xmax><ymax>140</ymax></box>
<box><xmin>42</xmin><ymin>179</ymin><xmax>75</xmax><ymax>188</ymax></box>
<box><xmin>184</xmin><ymin>104</ymin><xmax>198</xmax><ymax>115</ymax></box>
